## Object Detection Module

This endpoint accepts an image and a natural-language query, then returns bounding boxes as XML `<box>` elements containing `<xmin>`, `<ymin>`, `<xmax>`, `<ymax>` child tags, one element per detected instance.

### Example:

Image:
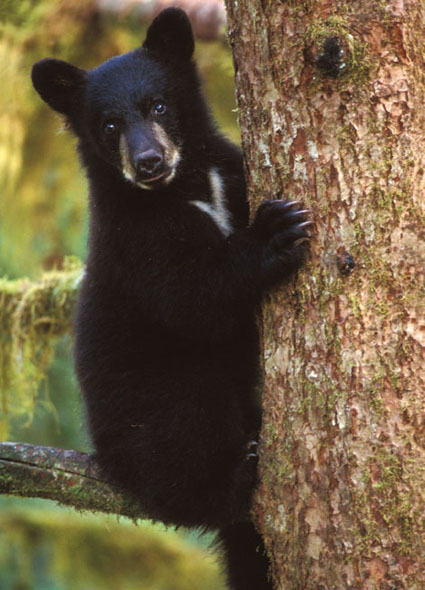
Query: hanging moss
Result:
<box><xmin>0</xmin><ymin>257</ymin><xmax>82</xmax><ymax>438</ymax></box>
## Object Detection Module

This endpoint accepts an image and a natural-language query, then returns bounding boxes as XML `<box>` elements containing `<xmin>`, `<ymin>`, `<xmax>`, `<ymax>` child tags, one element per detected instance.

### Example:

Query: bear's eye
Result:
<box><xmin>103</xmin><ymin>121</ymin><xmax>119</xmax><ymax>135</ymax></box>
<box><xmin>153</xmin><ymin>102</ymin><xmax>166</xmax><ymax>115</ymax></box>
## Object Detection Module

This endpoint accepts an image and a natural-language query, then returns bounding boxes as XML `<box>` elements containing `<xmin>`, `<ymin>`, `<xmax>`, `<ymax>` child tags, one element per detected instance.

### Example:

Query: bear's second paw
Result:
<box><xmin>244</xmin><ymin>439</ymin><xmax>259</xmax><ymax>463</ymax></box>
<box><xmin>251</xmin><ymin>199</ymin><xmax>313</xmax><ymax>285</ymax></box>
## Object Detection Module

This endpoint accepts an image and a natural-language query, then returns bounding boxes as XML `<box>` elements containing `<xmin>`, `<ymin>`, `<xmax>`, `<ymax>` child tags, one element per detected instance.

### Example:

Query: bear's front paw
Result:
<box><xmin>252</xmin><ymin>199</ymin><xmax>313</xmax><ymax>285</ymax></box>
<box><xmin>252</xmin><ymin>199</ymin><xmax>312</xmax><ymax>244</ymax></box>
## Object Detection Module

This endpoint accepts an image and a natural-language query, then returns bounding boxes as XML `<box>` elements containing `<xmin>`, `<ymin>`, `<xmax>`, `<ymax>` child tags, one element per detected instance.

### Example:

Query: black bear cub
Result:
<box><xmin>32</xmin><ymin>8</ymin><xmax>311</xmax><ymax>590</ymax></box>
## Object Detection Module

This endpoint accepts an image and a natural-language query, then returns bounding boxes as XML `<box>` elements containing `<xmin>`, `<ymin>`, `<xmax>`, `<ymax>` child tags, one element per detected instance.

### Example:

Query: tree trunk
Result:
<box><xmin>224</xmin><ymin>1</ymin><xmax>425</xmax><ymax>588</ymax></box>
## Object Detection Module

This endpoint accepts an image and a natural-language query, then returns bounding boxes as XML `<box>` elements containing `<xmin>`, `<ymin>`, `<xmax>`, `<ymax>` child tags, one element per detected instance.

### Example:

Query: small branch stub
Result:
<box><xmin>316</xmin><ymin>36</ymin><xmax>346</xmax><ymax>78</ymax></box>
<box><xmin>336</xmin><ymin>251</ymin><xmax>355</xmax><ymax>276</ymax></box>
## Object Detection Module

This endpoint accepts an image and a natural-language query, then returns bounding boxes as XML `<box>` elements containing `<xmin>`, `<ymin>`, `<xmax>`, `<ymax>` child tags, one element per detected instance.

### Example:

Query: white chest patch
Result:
<box><xmin>190</xmin><ymin>168</ymin><xmax>233</xmax><ymax>237</ymax></box>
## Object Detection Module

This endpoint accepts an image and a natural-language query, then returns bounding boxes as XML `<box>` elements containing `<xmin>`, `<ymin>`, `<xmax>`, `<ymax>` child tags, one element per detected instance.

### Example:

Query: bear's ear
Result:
<box><xmin>31</xmin><ymin>58</ymin><xmax>87</xmax><ymax>116</ymax></box>
<box><xmin>143</xmin><ymin>8</ymin><xmax>194</xmax><ymax>61</ymax></box>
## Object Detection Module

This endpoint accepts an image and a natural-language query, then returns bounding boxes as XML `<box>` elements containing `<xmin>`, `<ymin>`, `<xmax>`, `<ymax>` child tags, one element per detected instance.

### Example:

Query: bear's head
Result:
<box><xmin>31</xmin><ymin>8</ymin><xmax>205</xmax><ymax>190</ymax></box>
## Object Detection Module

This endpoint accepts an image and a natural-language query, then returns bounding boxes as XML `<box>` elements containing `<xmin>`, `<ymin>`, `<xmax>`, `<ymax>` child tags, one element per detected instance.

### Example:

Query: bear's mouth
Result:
<box><xmin>136</xmin><ymin>167</ymin><xmax>175</xmax><ymax>190</ymax></box>
<box><xmin>119</xmin><ymin>127</ymin><xmax>181</xmax><ymax>191</ymax></box>
<box><xmin>139</xmin><ymin>169</ymin><xmax>171</xmax><ymax>185</ymax></box>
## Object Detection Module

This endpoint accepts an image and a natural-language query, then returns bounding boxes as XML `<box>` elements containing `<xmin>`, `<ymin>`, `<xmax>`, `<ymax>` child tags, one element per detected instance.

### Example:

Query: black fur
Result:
<box><xmin>31</xmin><ymin>8</ymin><xmax>310</xmax><ymax>589</ymax></box>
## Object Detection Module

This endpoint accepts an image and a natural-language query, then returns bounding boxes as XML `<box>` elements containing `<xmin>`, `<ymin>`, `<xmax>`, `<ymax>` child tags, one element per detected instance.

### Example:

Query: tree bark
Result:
<box><xmin>224</xmin><ymin>1</ymin><xmax>425</xmax><ymax>589</ymax></box>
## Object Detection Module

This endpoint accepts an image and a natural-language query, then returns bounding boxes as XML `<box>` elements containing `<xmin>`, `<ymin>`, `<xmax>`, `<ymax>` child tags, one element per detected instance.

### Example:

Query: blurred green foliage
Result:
<box><xmin>0</xmin><ymin>502</ymin><xmax>224</xmax><ymax>590</ymax></box>
<box><xmin>0</xmin><ymin>1</ymin><xmax>238</xmax><ymax>587</ymax></box>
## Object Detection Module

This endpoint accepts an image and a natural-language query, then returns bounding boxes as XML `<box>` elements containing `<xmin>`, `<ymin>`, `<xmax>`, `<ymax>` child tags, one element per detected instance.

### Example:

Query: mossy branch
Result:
<box><xmin>0</xmin><ymin>442</ymin><xmax>145</xmax><ymax>521</ymax></box>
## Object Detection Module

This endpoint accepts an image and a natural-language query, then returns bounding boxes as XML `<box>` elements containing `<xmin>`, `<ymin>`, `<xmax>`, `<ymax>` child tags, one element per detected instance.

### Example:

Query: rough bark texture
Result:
<box><xmin>224</xmin><ymin>1</ymin><xmax>425</xmax><ymax>588</ymax></box>
<box><xmin>0</xmin><ymin>442</ymin><xmax>144</xmax><ymax>520</ymax></box>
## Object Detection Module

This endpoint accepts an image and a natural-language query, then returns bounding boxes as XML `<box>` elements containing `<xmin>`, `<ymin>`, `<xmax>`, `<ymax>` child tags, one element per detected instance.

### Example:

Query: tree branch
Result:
<box><xmin>0</xmin><ymin>442</ymin><xmax>144</xmax><ymax>520</ymax></box>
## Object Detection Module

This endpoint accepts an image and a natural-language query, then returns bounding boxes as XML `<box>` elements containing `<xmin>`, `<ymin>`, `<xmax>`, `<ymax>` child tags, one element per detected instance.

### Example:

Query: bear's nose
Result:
<box><xmin>135</xmin><ymin>149</ymin><xmax>164</xmax><ymax>178</ymax></box>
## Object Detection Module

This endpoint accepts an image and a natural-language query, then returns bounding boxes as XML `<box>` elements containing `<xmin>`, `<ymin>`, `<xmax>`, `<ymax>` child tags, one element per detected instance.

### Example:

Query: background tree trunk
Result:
<box><xmin>224</xmin><ymin>1</ymin><xmax>425</xmax><ymax>588</ymax></box>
